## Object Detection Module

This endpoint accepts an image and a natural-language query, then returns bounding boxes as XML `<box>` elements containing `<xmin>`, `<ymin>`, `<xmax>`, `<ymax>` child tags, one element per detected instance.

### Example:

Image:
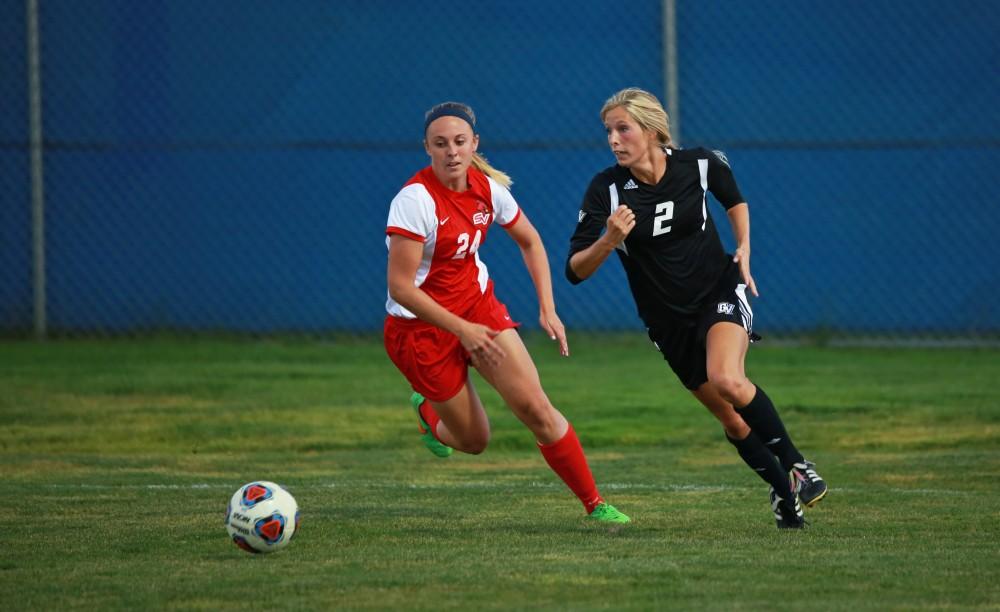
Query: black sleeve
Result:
<box><xmin>565</xmin><ymin>174</ymin><xmax>612</xmax><ymax>284</ymax></box>
<box><xmin>707</xmin><ymin>150</ymin><xmax>745</xmax><ymax>209</ymax></box>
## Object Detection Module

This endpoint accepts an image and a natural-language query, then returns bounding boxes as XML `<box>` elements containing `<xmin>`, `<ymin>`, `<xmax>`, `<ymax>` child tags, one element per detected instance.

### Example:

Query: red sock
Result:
<box><xmin>537</xmin><ymin>423</ymin><xmax>603</xmax><ymax>513</ymax></box>
<box><xmin>418</xmin><ymin>400</ymin><xmax>442</xmax><ymax>441</ymax></box>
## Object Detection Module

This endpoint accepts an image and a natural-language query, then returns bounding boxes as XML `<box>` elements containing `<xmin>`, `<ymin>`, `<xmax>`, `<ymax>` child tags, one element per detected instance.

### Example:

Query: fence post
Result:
<box><xmin>662</xmin><ymin>0</ymin><xmax>680</xmax><ymax>146</ymax></box>
<box><xmin>26</xmin><ymin>0</ymin><xmax>47</xmax><ymax>339</ymax></box>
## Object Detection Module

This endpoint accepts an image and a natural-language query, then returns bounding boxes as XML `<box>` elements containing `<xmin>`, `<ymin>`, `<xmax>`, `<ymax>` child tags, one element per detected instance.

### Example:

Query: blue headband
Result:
<box><xmin>424</xmin><ymin>106</ymin><xmax>476</xmax><ymax>134</ymax></box>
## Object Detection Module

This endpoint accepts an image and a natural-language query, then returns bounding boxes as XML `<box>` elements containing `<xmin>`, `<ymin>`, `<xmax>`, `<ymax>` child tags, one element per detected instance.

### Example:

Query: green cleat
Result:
<box><xmin>588</xmin><ymin>502</ymin><xmax>631</xmax><ymax>524</ymax></box>
<box><xmin>410</xmin><ymin>392</ymin><xmax>453</xmax><ymax>458</ymax></box>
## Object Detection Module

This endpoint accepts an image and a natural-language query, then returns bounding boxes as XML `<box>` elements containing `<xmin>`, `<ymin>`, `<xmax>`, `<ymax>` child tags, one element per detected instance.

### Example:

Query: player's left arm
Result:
<box><xmin>726</xmin><ymin>203</ymin><xmax>757</xmax><ymax>297</ymax></box>
<box><xmin>505</xmin><ymin>213</ymin><xmax>569</xmax><ymax>357</ymax></box>
<box><xmin>709</xmin><ymin>150</ymin><xmax>758</xmax><ymax>297</ymax></box>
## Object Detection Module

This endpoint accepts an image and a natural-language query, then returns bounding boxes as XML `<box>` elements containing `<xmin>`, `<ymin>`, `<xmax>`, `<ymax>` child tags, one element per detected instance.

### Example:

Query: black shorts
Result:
<box><xmin>645</xmin><ymin>261</ymin><xmax>756</xmax><ymax>390</ymax></box>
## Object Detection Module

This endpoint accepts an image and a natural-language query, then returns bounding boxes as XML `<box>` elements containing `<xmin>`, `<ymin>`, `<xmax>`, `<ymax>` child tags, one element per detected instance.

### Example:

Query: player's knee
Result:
<box><xmin>456</xmin><ymin>430</ymin><xmax>490</xmax><ymax>455</ymax></box>
<box><xmin>708</xmin><ymin>371</ymin><xmax>749</xmax><ymax>404</ymax></box>
<box><xmin>515</xmin><ymin>396</ymin><xmax>558</xmax><ymax>436</ymax></box>
<box><xmin>464</xmin><ymin>439</ymin><xmax>489</xmax><ymax>455</ymax></box>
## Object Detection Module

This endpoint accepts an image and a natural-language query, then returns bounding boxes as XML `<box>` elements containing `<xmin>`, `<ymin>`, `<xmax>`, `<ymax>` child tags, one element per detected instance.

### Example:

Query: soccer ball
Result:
<box><xmin>225</xmin><ymin>481</ymin><xmax>300</xmax><ymax>553</ymax></box>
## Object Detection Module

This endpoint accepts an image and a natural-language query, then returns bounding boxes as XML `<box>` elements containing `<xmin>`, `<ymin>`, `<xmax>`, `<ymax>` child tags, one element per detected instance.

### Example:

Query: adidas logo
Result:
<box><xmin>623</xmin><ymin>179</ymin><xmax>638</xmax><ymax>190</ymax></box>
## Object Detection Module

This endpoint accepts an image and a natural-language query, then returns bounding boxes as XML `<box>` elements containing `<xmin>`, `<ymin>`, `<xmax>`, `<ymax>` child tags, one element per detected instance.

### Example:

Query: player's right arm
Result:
<box><xmin>566</xmin><ymin>176</ymin><xmax>635</xmax><ymax>283</ymax></box>
<box><xmin>387</xmin><ymin>235</ymin><xmax>505</xmax><ymax>367</ymax></box>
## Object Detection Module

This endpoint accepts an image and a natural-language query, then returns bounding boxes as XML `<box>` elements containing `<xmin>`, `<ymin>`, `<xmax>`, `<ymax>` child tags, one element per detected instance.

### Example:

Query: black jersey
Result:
<box><xmin>567</xmin><ymin>147</ymin><xmax>745</xmax><ymax>323</ymax></box>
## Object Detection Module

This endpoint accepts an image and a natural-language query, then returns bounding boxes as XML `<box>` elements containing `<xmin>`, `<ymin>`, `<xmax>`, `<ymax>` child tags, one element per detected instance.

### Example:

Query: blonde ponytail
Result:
<box><xmin>471</xmin><ymin>152</ymin><xmax>513</xmax><ymax>188</ymax></box>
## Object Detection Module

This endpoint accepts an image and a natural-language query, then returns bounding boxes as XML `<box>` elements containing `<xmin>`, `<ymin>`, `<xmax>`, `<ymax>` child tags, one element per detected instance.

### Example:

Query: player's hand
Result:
<box><xmin>605</xmin><ymin>206</ymin><xmax>636</xmax><ymax>246</ymax></box>
<box><xmin>733</xmin><ymin>246</ymin><xmax>759</xmax><ymax>297</ymax></box>
<box><xmin>460</xmin><ymin>322</ymin><xmax>505</xmax><ymax>368</ymax></box>
<box><xmin>539</xmin><ymin>309</ymin><xmax>569</xmax><ymax>357</ymax></box>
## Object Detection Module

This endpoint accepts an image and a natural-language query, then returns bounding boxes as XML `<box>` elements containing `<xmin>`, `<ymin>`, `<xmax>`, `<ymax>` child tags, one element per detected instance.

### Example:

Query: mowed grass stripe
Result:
<box><xmin>21</xmin><ymin>482</ymin><xmax>985</xmax><ymax>498</ymax></box>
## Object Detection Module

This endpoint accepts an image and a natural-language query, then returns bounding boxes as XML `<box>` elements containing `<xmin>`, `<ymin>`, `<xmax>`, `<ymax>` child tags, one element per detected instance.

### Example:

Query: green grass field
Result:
<box><xmin>2</xmin><ymin>334</ymin><xmax>998</xmax><ymax>610</ymax></box>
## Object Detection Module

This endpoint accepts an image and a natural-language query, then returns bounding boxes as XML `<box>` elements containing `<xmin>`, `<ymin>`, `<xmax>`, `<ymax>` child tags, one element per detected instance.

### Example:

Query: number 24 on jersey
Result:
<box><xmin>453</xmin><ymin>230</ymin><xmax>482</xmax><ymax>259</ymax></box>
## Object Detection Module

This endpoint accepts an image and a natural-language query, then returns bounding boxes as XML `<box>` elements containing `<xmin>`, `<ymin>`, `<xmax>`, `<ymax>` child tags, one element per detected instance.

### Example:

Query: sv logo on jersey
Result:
<box><xmin>717</xmin><ymin>302</ymin><xmax>735</xmax><ymax>315</ymax></box>
<box><xmin>473</xmin><ymin>201</ymin><xmax>491</xmax><ymax>226</ymax></box>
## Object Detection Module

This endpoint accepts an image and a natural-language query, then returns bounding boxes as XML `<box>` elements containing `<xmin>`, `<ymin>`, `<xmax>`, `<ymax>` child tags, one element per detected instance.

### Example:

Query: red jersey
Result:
<box><xmin>385</xmin><ymin>166</ymin><xmax>521</xmax><ymax>318</ymax></box>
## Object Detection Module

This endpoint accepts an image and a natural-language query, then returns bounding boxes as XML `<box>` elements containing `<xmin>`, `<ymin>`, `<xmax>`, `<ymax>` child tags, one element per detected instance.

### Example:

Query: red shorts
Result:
<box><xmin>384</xmin><ymin>288</ymin><xmax>519</xmax><ymax>402</ymax></box>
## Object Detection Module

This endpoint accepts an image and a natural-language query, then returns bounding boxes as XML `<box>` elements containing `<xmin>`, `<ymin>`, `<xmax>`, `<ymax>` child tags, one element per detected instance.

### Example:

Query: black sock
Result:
<box><xmin>726</xmin><ymin>430</ymin><xmax>795</xmax><ymax>498</ymax></box>
<box><xmin>735</xmin><ymin>385</ymin><xmax>805</xmax><ymax>471</ymax></box>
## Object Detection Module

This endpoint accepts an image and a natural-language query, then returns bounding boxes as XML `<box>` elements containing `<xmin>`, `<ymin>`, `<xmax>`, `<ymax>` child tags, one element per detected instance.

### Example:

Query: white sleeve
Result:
<box><xmin>488</xmin><ymin>177</ymin><xmax>521</xmax><ymax>228</ymax></box>
<box><xmin>386</xmin><ymin>183</ymin><xmax>436</xmax><ymax>240</ymax></box>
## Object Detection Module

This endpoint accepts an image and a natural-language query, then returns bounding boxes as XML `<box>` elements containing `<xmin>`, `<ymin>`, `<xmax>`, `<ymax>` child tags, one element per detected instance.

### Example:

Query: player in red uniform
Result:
<box><xmin>384</xmin><ymin>101</ymin><xmax>629</xmax><ymax>523</ymax></box>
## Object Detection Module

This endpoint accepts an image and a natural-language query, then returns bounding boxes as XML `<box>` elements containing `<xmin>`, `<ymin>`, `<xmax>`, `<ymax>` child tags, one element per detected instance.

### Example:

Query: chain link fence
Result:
<box><xmin>2</xmin><ymin>1</ymin><xmax>998</xmax><ymax>339</ymax></box>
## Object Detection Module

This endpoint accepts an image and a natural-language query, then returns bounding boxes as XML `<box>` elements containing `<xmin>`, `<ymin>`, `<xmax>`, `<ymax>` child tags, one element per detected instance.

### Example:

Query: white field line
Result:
<box><xmin>32</xmin><ymin>482</ymin><xmax>977</xmax><ymax>496</ymax></box>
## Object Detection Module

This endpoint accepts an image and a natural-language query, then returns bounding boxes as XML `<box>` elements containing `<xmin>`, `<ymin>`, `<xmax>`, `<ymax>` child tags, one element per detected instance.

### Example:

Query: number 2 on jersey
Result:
<box><xmin>453</xmin><ymin>230</ymin><xmax>482</xmax><ymax>259</ymax></box>
<box><xmin>652</xmin><ymin>201</ymin><xmax>674</xmax><ymax>237</ymax></box>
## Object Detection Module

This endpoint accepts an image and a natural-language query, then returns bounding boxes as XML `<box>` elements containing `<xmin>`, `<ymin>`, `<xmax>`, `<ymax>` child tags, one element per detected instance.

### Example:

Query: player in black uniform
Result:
<box><xmin>566</xmin><ymin>88</ymin><xmax>827</xmax><ymax>529</ymax></box>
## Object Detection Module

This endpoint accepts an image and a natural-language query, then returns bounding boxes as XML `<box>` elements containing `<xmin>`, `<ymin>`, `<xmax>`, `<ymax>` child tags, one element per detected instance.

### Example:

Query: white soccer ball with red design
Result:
<box><xmin>225</xmin><ymin>481</ymin><xmax>299</xmax><ymax>553</ymax></box>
